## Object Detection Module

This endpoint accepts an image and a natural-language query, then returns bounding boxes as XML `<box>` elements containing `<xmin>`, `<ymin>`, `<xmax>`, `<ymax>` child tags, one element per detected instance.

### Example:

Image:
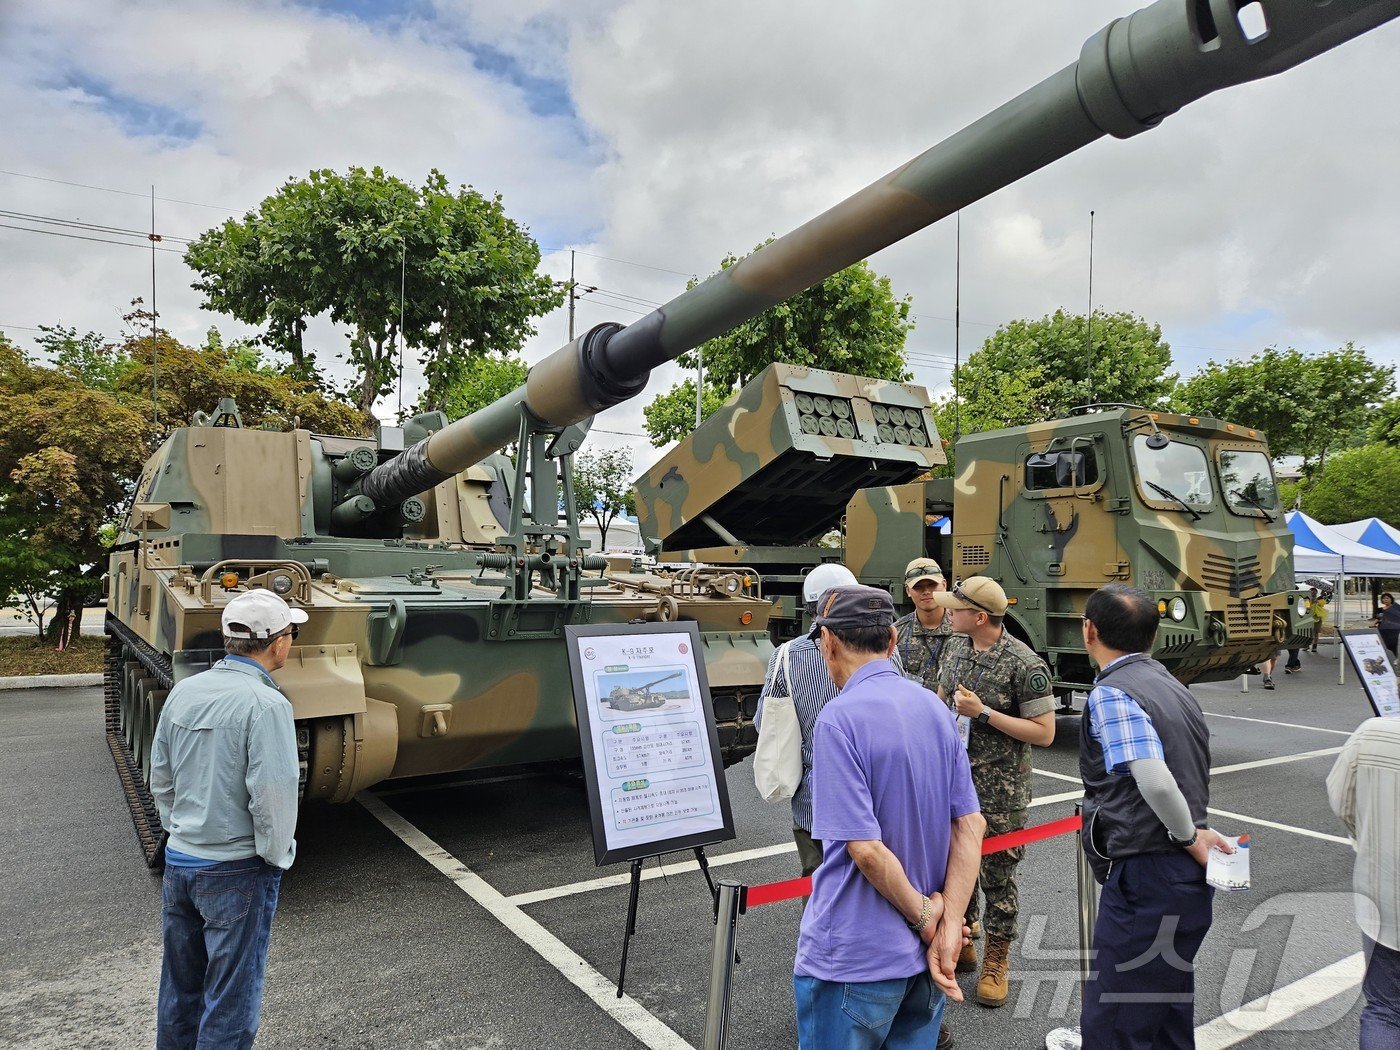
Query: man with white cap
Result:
<box><xmin>757</xmin><ymin>563</ymin><xmax>871</xmax><ymax>878</ymax></box>
<box><xmin>150</xmin><ymin>587</ymin><xmax>307</xmax><ymax>1050</ymax></box>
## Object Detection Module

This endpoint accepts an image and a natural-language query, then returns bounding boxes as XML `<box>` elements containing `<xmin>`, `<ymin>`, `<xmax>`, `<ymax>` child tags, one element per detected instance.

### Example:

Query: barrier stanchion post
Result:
<box><xmin>703</xmin><ymin>880</ymin><xmax>744</xmax><ymax>1050</ymax></box>
<box><xmin>1046</xmin><ymin>802</ymin><xmax>1096</xmax><ymax>1050</ymax></box>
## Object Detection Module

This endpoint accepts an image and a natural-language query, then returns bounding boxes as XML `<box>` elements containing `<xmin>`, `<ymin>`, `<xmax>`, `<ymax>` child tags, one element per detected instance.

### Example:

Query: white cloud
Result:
<box><xmin>2</xmin><ymin>0</ymin><xmax>1397</xmax><ymax>480</ymax></box>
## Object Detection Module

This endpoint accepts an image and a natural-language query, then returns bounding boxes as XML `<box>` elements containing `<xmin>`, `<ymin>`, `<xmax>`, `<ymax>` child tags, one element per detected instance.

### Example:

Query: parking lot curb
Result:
<box><xmin>0</xmin><ymin>673</ymin><xmax>103</xmax><ymax>690</ymax></box>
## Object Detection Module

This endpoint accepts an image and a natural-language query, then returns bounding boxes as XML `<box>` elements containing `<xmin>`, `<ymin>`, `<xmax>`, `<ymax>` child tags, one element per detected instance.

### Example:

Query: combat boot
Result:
<box><xmin>957</xmin><ymin>939</ymin><xmax>978</xmax><ymax>973</ymax></box>
<box><xmin>976</xmin><ymin>936</ymin><xmax>1012</xmax><ymax>1008</ymax></box>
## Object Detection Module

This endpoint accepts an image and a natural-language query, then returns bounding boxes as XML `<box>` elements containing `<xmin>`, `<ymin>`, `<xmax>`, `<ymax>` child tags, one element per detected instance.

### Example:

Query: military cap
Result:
<box><xmin>931</xmin><ymin>576</ymin><xmax>1009</xmax><ymax>616</ymax></box>
<box><xmin>904</xmin><ymin>557</ymin><xmax>944</xmax><ymax>586</ymax></box>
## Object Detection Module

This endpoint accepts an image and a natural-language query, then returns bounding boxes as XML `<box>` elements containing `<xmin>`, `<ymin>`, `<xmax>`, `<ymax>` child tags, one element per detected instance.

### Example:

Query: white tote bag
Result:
<box><xmin>753</xmin><ymin>641</ymin><xmax>803</xmax><ymax>803</ymax></box>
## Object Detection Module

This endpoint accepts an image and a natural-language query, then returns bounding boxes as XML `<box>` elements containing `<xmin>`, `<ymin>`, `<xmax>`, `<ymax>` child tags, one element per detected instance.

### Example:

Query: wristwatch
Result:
<box><xmin>975</xmin><ymin>710</ymin><xmax>991</xmax><ymax>726</ymax></box>
<box><xmin>1168</xmin><ymin>828</ymin><xmax>1199</xmax><ymax>848</ymax></box>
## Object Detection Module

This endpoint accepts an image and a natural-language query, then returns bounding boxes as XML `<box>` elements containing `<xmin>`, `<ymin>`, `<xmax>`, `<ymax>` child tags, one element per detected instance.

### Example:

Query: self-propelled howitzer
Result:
<box><xmin>107</xmin><ymin>0</ymin><xmax>1400</xmax><ymax>864</ymax></box>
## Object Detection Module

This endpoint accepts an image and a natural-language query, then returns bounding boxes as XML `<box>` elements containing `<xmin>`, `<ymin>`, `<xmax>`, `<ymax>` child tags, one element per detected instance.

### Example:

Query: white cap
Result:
<box><xmin>222</xmin><ymin>589</ymin><xmax>309</xmax><ymax>639</ymax></box>
<box><xmin>803</xmin><ymin>563</ymin><xmax>858</xmax><ymax>603</ymax></box>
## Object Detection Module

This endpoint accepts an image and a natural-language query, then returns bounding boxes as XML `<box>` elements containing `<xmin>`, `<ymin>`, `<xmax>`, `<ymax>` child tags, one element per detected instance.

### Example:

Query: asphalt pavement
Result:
<box><xmin>0</xmin><ymin>646</ymin><xmax>1382</xmax><ymax>1049</ymax></box>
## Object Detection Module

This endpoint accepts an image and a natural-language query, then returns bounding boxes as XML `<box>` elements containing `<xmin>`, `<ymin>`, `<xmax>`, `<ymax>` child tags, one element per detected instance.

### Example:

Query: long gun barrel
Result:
<box><xmin>361</xmin><ymin>0</ymin><xmax>1399</xmax><ymax>509</ymax></box>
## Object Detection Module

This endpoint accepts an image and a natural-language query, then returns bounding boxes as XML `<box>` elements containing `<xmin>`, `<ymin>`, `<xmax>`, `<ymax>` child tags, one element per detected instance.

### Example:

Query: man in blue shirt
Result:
<box><xmin>795</xmin><ymin>585</ymin><xmax>985</xmax><ymax>1049</ymax></box>
<box><xmin>150</xmin><ymin>588</ymin><xmax>305</xmax><ymax>1050</ymax></box>
<box><xmin>1079</xmin><ymin>584</ymin><xmax>1233</xmax><ymax>1050</ymax></box>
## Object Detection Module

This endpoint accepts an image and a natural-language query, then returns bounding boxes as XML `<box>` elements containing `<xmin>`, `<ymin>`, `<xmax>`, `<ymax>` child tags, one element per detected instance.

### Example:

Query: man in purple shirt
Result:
<box><xmin>795</xmin><ymin>585</ymin><xmax>986</xmax><ymax>1049</ymax></box>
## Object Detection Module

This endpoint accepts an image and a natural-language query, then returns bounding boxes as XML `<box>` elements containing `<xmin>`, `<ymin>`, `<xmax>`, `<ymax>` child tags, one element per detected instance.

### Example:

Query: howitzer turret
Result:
<box><xmin>106</xmin><ymin>0</ymin><xmax>1399</xmax><ymax>866</ymax></box>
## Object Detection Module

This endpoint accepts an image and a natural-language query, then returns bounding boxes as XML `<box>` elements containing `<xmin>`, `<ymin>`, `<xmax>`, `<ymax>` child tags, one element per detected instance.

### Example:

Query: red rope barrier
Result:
<box><xmin>743</xmin><ymin>812</ymin><xmax>1084</xmax><ymax>909</ymax></box>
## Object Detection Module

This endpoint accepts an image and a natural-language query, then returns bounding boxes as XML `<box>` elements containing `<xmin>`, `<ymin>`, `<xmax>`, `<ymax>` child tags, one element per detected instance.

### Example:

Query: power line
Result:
<box><xmin>0</xmin><ymin>208</ymin><xmax>195</xmax><ymax>244</ymax></box>
<box><xmin>0</xmin><ymin>221</ymin><xmax>184</xmax><ymax>253</ymax></box>
<box><xmin>0</xmin><ymin>168</ymin><xmax>238</xmax><ymax>213</ymax></box>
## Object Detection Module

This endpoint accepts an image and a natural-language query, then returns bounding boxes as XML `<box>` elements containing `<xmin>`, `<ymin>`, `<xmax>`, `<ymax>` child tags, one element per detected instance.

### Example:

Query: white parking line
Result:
<box><xmin>359</xmin><ymin>794</ymin><xmax>692</xmax><ymax>1050</ymax></box>
<box><xmin>1204</xmin><ymin>711</ymin><xmax>1355</xmax><ymax>736</ymax></box>
<box><xmin>1194</xmin><ymin>952</ymin><xmax>1364</xmax><ymax>1048</ymax></box>
<box><xmin>1210</xmin><ymin>747</ymin><xmax>1343</xmax><ymax>774</ymax></box>
<box><xmin>507</xmin><ymin>842</ymin><xmax>798</xmax><ymax>906</ymax></box>
<box><xmin>1204</xmin><ymin>805</ymin><xmax>1351</xmax><ymax>845</ymax></box>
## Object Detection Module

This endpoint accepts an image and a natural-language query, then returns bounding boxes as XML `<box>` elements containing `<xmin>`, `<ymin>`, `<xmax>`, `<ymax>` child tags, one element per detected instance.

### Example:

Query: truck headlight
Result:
<box><xmin>1168</xmin><ymin>597</ymin><xmax>1187</xmax><ymax>622</ymax></box>
<box><xmin>1297</xmin><ymin>597</ymin><xmax>1309</xmax><ymax>616</ymax></box>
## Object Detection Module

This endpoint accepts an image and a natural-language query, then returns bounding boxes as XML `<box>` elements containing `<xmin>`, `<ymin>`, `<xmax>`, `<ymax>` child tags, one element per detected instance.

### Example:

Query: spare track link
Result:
<box><xmin>104</xmin><ymin>614</ymin><xmax>170</xmax><ymax>869</ymax></box>
<box><xmin>710</xmin><ymin>685</ymin><xmax>758</xmax><ymax>769</ymax></box>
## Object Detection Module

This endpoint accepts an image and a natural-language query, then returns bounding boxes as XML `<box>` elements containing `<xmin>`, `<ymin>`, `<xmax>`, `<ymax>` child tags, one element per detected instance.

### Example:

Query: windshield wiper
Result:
<box><xmin>1145</xmin><ymin>481</ymin><xmax>1203</xmax><ymax>521</ymax></box>
<box><xmin>1230</xmin><ymin>488</ymin><xmax>1276</xmax><ymax>523</ymax></box>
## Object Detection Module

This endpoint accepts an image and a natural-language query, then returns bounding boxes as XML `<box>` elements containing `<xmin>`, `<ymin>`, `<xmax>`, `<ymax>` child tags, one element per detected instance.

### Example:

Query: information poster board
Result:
<box><xmin>565</xmin><ymin>621</ymin><xmax>736</xmax><ymax>865</ymax></box>
<box><xmin>1339</xmin><ymin>629</ymin><xmax>1400</xmax><ymax>719</ymax></box>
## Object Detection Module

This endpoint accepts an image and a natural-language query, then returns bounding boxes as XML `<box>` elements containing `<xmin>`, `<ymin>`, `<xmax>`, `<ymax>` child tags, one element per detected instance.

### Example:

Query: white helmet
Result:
<box><xmin>803</xmin><ymin>563</ymin><xmax>858</xmax><ymax>603</ymax></box>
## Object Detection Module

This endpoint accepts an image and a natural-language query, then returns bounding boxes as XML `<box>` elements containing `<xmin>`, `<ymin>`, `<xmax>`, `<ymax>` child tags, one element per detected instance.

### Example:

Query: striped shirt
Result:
<box><xmin>1086</xmin><ymin>654</ymin><xmax>1165</xmax><ymax>775</ymax></box>
<box><xmin>755</xmin><ymin>637</ymin><xmax>903</xmax><ymax>832</ymax></box>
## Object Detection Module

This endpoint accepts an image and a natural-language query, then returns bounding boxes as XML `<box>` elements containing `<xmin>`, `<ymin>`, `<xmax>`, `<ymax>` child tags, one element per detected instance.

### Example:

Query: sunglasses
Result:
<box><xmin>278</xmin><ymin>625</ymin><xmax>300</xmax><ymax>641</ymax></box>
<box><xmin>951</xmin><ymin>584</ymin><xmax>996</xmax><ymax>615</ymax></box>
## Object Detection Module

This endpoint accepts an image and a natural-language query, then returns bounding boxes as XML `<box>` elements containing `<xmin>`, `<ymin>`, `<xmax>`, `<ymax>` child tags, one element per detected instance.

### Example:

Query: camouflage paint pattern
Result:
<box><xmin>108</xmin><ymin>413</ymin><xmax>773</xmax><ymax>812</ymax></box>
<box><xmin>633</xmin><ymin>362</ymin><xmax>945</xmax><ymax>553</ymax></box>
<box><xmin>848</xmin><ymin>408</ymin><xmax>1310</xmax><ymax>689</ymax></box>
<box><xmin>893</xmin><ymin>612</ymin><xmax>954</xmax><ymax>694</ymax></box>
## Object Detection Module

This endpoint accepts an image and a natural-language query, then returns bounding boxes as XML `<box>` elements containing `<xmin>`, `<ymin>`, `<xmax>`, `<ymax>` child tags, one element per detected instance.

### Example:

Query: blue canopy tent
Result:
<box><xmin>1285</xmin><ymin>512</ymin><xmax>1400</xmax><ymax>683</ymax></box>
<box><xmin>1333</xmin><ymin>518</ymin><xmax>1400</xmax><ymax>563</ymax></box>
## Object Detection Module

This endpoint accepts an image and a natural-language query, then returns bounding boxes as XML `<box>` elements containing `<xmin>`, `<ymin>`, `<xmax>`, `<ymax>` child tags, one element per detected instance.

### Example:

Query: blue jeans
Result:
<box><xmin>794</xmin><ymin>972</ymin><xmax>944</xmax><ymax>1049</ymax></box>
<box><xmin>158</xmin><ymin>857</ymin><xmax>282</xmax><ymax>1050</ymax></box>
<box><xmin>1362</xmin><ymin>935</ymin><xmax>1400</xmax><ymax>1050</ymax></box>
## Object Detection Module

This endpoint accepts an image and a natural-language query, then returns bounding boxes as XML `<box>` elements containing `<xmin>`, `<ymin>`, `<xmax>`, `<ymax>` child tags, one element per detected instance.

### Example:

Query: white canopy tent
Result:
<box><xmin>1332</xmin><ymin>518</ymin><xmax>1400</xmax><ymax>567</ymax></box>
<box><xmin>1286</xmin><ymin>512</ymin><xmax>1400</xmax><ymax>577</ymax></box>
<box><xmin>1285</xmin><ymin>512</ymin><xmax>1400</xmax><ymax>684</ymax></box>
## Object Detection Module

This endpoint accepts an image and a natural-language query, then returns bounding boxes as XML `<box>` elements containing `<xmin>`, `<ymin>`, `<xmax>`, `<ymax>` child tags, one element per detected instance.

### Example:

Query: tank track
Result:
<box><xmin>104</xmin><ymin>614</ymin><xmax>170</xmax><ymax>869</ymax></box>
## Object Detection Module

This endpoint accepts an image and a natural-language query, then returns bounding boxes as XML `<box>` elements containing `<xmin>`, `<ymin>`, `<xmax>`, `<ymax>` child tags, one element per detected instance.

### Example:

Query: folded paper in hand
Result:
<box><xmin>1206</xmin><ymin>834</ymin><xmax>1251</xmax><ymax>891</ymax></box>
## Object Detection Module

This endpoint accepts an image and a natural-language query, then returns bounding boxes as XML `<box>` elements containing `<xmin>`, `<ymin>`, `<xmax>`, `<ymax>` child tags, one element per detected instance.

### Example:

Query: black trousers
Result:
<box><xmin>1081</xmin><ymin>850</ymin><xmax>1214</xmax><ymax>1050</ymax></box>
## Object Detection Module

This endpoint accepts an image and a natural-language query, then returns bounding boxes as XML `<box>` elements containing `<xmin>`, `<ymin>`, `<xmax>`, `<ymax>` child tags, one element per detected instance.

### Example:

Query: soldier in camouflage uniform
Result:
<box><xmin>933</xmin><ymin>576</ymin><xmax>1056</xmax><ymax>1011</ymax></box>
<box><xmin>894</xmin><ymin>557</ymin><xmax>954</xmax><ymax>693</ymax></box>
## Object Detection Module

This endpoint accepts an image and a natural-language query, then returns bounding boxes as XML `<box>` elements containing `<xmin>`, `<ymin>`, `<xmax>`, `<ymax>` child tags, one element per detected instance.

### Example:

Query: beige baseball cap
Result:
<box><xmin>904</xmin><ymin>558</ymin><xmax>944</xmax><ymax>586</ymax></box>
<box><xmin>931</xmin><ymin>576</ymin><xmax>1008</xmax><ymax>616</ymax></box>
<box><xmin>222</xmin><ymin>589</ymin><xmax>309</xmax><ymax>639</ymax></box>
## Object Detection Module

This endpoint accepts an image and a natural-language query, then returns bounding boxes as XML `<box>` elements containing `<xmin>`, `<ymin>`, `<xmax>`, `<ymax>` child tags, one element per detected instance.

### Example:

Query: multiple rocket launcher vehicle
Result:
<box><xmin>105</xmin><ymin>0</ymin><xmax>1398</xmax><ymax>862</ymax></box>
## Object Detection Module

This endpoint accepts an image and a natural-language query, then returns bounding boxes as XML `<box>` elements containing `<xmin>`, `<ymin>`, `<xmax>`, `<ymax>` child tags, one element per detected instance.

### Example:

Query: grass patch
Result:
<box><xmin>0</xmin><ymin>634</ymin><xmax>105</xmax><ymax>677</ymax></box>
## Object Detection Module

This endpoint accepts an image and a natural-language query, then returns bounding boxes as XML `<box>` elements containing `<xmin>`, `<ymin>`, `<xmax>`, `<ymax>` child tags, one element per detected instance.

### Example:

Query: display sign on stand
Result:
<box><xmin>565</xmin><ymin>620</ymin><xmax>736</xmax><ymax>995</ymax></box>
<box><xmin>1339</xmin><ymin>629</ymin><xmax>1400</xmax><ymax>719</ymax></box>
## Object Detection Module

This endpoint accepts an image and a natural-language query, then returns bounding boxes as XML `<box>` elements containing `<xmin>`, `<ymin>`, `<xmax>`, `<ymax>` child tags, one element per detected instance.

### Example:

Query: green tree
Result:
<box><xmin>1299</xmin><ymin>443</ymin><xmax>1400</xmax><ymax>524</ymax></box>
<box><xmin>185</xmin><ymin>167</ymin><xmax>564</xmax><ymax>414</ymax></box>
<box><xmin>642</xmin><ymin>247</ymin><xmax>913</xmax><ymax>446</ymax></box>
<box><xmin>929</xmin><ymin>364</ymin><xmax>1049</xmax><ymax>475</ymax></box>
<box><xmin>572</xmin><ymin>448</ymin><xmax>635</xmax><ymax>550</ymax></box>
<box><xmin>1178</xmin><ymin>343</ymin><xmax>1394</xmax><ymax>471</ymax></box>
<box><xmin>114</xmin><ymin>329</ymin><xmax>369</xmax><ymax>441</ymax></box>
<box><xmin>955</xmin><ymin>309</ymin><xmax>1176</xmax><ymax>424</ymax></box>
<box><xmin>1367</xmin><ymin>396</ymin><xmax>1400</xmax><ymax>447</ymax></box>
<box><xmin>0</xmin><ymin>335</ymin><xmax>154</xmax><ymax>643</ymax></box>
<box><xmin>439</xmin><ymin>352</ymin><xmax>530</xmax><ymax>421</ymax></box>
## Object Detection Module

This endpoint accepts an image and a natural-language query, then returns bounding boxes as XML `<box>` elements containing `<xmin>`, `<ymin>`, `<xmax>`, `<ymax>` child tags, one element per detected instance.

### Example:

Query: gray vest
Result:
<box><xmin>1079</xmin><ymin>653</ymin><xmax>1210</xmax><ymax>881</ymax></box>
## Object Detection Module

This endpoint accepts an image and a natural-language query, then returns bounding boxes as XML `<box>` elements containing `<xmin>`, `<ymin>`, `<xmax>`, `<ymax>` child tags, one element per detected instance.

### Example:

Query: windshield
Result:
<box><xmin>1133</xmin><ymin>435</ymin><xmax>1214</xmax><ymax>509</ymax></box>
<box><xmin>1219</xmin><ymin>449</ymin><xmax>1279</xmax><ymax>514</ymax></box>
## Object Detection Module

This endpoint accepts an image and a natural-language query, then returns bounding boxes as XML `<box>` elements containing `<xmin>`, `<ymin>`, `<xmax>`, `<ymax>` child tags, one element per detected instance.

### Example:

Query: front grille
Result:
<box><xmin>1223</xmin><ymin>603</ymin><xmax>1273</xmax><ymax>639</ymax></box>
<box><xmin>1201</xmin><ymin>553</ymin><xmax>1262</xmax><ymax>597</ymax></box>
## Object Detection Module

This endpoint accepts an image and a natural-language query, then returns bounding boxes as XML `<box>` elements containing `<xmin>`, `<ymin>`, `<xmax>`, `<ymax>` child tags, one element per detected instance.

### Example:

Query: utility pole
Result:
<box><xmin>149</xmin><ymin>186</ymin><xmax>159</xmax><ymax>428</ymax></box>
<box><xmin>1087</xmin><ymin>210</ymin><xmax>1096</xmax><ymax>405</ymax></box>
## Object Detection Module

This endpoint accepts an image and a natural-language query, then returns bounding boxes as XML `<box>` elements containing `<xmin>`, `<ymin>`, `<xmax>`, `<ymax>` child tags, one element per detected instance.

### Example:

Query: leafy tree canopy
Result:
<box><xmin>642</xmin><ymin>246</ymin><xmax>913</xmax><ymax>446</ymax></box>
<box><xmin>572</xmin><ymin>448</ymin><xmax>635</xmax><ymax>551</ymax></box>
<box><xmin>1299</xmin><ymin>443</ymin><xmax>1400</xmax><ymax>524</ymax></box>
<box><xmin>439</xmin><ymin>352</ymin><xmax>530</xmax><ymax>421</ymax></box>
<box><xmin>185</xmin><ymin>166</ymin><xmax>564</xmax><ymax>415</ymax></box>
<box><xmin>1177</xmin><ymin>343</ymin><xmax>1394</xmax><ymax>471</ymax></box>
<box><xmin>951</xmin><ymin>309</ymin><xmax>1176</xmax><ymax>425</ymax></box>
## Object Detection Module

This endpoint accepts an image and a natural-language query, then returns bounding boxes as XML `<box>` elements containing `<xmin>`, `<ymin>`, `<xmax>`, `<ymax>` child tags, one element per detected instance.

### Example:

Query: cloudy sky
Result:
<box><xmin>2</xmin><ymin>0</ymin><xmax>1397</xmax><ymax>473</ymax></box>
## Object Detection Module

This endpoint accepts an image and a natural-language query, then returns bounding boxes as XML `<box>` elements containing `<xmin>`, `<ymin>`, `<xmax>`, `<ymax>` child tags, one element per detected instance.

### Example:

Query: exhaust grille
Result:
<box><xmin>1201</xmin><ymin>553</ymin><xmax>1262</xmax><ymax>597</ymax></box>
<box><xmin>1223</xmin><ymin>603</ymin><xmax>1273</xmax><ymax>639</ymax></box>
